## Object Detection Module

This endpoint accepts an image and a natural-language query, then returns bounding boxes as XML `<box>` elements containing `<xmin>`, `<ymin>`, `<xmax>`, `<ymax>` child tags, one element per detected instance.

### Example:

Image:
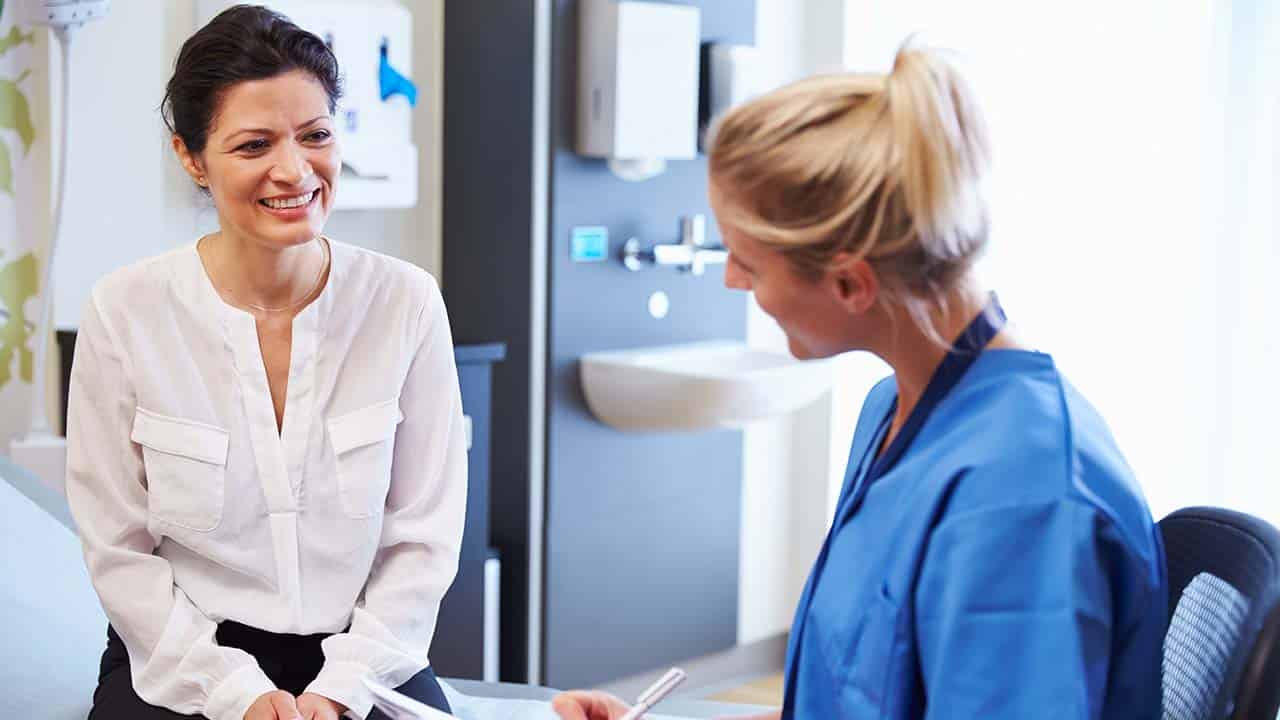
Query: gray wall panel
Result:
<box><xmin>543</xmin><ymin>0</ymin><xmax>755</xmax><ymax>688</ymax></box>
<box><xmin>442</xmin><ymin>0</ymin><xmax>539</xmax><ymax>682</ymax></box>
<box><xmin>444</xmin><ymin>0</ymin><xmax>756</xmax><ymax>687</ymax></box>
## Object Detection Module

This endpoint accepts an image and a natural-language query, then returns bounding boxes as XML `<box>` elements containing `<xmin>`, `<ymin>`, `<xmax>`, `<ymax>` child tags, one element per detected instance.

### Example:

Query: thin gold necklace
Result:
<box><xmin>212</xmin><ymin>237</ymin><xmax>330</xmax><ymax>314</ymax></box>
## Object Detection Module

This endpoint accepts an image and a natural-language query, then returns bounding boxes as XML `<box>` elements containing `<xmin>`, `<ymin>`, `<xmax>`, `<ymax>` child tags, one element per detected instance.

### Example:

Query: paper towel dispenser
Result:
<box><xmin>576</xmin><ymin>0</ymin><xmax>701</xmax><ymax>182</ymax></box>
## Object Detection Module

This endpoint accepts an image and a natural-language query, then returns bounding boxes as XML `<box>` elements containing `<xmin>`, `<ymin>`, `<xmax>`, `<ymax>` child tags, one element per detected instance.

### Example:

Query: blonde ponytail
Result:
<box><xmin>706</xmin><ymin>39</ymin><xmax>992</xmax><ymax>345</ymax></box>
<box><xmin>885</xmin><ymin>45</ymin><xmax>990</xmax><ymax>264</ymax></box>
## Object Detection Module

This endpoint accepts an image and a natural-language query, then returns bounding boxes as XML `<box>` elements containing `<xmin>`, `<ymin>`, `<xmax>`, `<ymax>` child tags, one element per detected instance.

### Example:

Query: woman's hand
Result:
<box><xmin>550</xmin><ymin>690</ymin><xmax>633</xmax><ymax>720</ymax></box>
<box><xmin>244</xmin><ymin>690</ymin><xmax>302</xmax><ymax>720</ymax></box>
<box><xmin>296</xmin><ymin>692</ymin><xmax>347</xmax><ymax>719</ymax></box>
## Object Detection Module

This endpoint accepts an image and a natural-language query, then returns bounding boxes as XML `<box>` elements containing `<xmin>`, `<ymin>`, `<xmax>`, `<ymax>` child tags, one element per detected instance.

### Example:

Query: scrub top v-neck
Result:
<box><xmin>780</xmin><ymin>298</ymin><xmax>1168</xmax><ymax>720</ymax></box>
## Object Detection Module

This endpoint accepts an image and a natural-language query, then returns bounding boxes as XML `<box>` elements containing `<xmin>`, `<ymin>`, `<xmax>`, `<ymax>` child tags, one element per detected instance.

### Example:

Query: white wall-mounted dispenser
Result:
<box><xmin>196</xmin><ymin>0</ymin><xmax>419</xmax><ymax>210</ymax></box>
<box><xmin>576</xmin><ymin>0</ymin><xmax>700</xmax><ymax>182</ymax></box>
<box><xmin>701</xmin><ymin>43</ymin><xmax>764</xmax><ymax>148</ymax></box>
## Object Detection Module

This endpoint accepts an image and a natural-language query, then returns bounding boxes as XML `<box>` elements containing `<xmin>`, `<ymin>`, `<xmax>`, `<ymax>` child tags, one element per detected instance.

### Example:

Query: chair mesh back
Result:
<box><xmin>1163</xmin><ymin>573</ymin><xmax>1253</xmax><ymax>720</ymax></box>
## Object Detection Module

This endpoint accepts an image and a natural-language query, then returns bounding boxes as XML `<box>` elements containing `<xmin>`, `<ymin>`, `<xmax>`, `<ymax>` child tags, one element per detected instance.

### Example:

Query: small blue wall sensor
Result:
<box><xmin>571</xmin><ymin>226</ymin><xmax>609</xmax><ymax>262</ymax></box>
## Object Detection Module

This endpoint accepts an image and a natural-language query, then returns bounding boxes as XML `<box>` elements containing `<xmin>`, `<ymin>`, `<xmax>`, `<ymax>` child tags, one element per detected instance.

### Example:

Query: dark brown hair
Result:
<box><xmin>162</xmin><ymin>4</ymin><xmax>342</xmax><ymax>155</ymax></box>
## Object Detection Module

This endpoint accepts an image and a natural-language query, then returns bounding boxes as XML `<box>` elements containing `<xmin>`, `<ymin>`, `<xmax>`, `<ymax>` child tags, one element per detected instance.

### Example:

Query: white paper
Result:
<box><xmin>363</xmin><ymin>677</ymin><xmax>693</xmax><ymax>720</ymax></box>
<box><xmin>439</xmin><ymin>681</ymin><xmax>692</xmax><ymax>720</ymax></box>
<box><xmin>364</xmin><ymin>677</ymin><xmax>461</xmax><ymax>720</ymax></box>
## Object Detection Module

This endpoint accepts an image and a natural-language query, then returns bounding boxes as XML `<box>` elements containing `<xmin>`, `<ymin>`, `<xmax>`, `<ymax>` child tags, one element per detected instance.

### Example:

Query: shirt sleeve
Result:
<box><xmin>65</xmin><ymin>295</ymin><xmax>276</xmax><ymax>720</ymax></box>
<box><xmin>305</xmin><ymin>275</ymin><xmax>467</xmax><ymax>718</ymax></box>
<box><xmin>914</xmin><ymin>498</ymin><xmax>1132</xmax><ymax>719</ymax></box>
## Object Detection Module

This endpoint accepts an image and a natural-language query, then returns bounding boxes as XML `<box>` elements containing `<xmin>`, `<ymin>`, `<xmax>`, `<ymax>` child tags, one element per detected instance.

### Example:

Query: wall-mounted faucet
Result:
<box><xmin>622</xmin><ymin>215</ymin><xmax>728</xmax><ymax>276</ymax></box>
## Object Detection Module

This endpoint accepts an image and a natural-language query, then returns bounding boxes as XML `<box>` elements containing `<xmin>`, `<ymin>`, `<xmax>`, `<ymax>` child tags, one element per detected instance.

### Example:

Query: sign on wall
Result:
<box><xmin>0</xmin><ymin>0</ymin><xmax>43</xmax><ymax>448</ymax></box>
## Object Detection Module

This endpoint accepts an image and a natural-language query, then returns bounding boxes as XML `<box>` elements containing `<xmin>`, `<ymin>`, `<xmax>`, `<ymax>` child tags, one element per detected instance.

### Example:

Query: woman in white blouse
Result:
<box><xmin>64</xmin><ymin>7</ymin><xmax>466</xmax><ymax>720</ymax></box>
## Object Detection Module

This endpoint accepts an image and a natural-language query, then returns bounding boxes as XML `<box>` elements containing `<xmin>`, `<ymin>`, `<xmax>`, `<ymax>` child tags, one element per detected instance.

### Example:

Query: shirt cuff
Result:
<box><xmin>305</xmin><ymin>661</ymin><xmax>375</xmax><ymax>720</ymax></box>
<box><xmin>204</xmin><ymin>663</ymin><xmax>278</xmax><ymax>720</ymax></box>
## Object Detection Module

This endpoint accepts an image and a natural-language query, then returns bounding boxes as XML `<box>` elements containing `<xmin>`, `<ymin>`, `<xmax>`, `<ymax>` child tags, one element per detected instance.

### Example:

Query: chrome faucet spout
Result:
<box><xmin>621</xmin><ymin>214</ymin><xmax>727</xmax><ymax>276</ymax></box>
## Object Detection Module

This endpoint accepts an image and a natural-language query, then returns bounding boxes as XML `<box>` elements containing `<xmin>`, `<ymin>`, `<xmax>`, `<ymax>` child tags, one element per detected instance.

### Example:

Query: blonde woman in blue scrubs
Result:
<box><xmin>554</xmin><ymin>42</ymin><xmax>1167</xmax><ymax>720</ymax></box>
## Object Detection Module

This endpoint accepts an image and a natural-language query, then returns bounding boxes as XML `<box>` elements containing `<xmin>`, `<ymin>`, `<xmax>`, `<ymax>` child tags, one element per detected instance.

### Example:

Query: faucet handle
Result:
<box><xmin>681</xmin><ymin>214</ymin><xmax>707</xmax><ymax>247</ymax></box>
<box><xmin>622</xmin><ymin>216</ymin><xmax>726</xmax><ymax>275</ymax></box>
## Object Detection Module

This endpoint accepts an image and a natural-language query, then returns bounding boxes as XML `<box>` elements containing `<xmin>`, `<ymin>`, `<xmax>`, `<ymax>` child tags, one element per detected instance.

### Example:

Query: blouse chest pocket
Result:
<box><xmin>131</xmin><ymin>408</ymin><xmax>229</xmax><ymax>532</ymax></box>
<box><xmin>328</xmin><ymin>399</ymin><xmax>404</xmax><ymax>519</ymax></box>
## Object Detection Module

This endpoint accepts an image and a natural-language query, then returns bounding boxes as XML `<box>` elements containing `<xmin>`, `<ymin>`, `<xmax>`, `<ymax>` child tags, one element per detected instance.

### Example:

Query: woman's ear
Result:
<box><xmin>828</xmin><ymin>252</ymin><xmax>880</xmax><ymax>315</ymax></box>
<box><xmin>171</xmin><ymin>135</ymin><xmax>208</xmax><ymax>188</ymax></box>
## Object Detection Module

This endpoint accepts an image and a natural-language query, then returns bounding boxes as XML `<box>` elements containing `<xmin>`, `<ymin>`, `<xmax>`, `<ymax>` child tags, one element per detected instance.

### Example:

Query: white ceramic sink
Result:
<box><xmin>579</xmin><ymin>340</ymin><xmax>833</xmax><ymax>431</ymax></box>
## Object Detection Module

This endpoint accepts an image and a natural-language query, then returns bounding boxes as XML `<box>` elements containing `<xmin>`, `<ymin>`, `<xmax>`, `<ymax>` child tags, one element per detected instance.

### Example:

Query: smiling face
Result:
<box><xmin>174</xmin><ymin>69</ymin><xmax>339</xmax><ymax>250</ymax></box>
<box><xmin>711</xmin><ymin>180</ymin><xmax>884</xmax><ymax>360</ymax></box>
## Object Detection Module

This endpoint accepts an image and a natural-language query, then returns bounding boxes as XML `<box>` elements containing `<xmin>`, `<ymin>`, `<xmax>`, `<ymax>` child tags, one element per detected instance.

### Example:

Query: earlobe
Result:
<box><xmin>171</xmin><ymin>135</ymin><xmax>206</xmax><ymax>187</ymax></box>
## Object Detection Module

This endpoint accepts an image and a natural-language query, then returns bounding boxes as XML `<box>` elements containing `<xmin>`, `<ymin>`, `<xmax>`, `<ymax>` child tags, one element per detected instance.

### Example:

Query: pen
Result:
<box><xmin>618</xmin><ymin>667</ymin><xmax>687</xmax><ymax>720</ymax></box>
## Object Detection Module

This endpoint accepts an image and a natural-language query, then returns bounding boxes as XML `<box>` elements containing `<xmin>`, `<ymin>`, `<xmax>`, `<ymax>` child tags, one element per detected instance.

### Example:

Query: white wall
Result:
<box><xmin>1215</xmin><ymin>0</ymin><xmax>1280</xmax><ymax>518</ymax></box>
<box><xmin>44</xmin><ymin>0</ymin><xmax>443</xmax><ymax>332</ymax></box>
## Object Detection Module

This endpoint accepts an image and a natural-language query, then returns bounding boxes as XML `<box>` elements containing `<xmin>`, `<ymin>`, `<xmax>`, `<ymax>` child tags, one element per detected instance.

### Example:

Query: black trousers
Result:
<box><xmin>88</xmin><ymin>623</ymin><xmax>451</xmax><ymax>719</ymax></box>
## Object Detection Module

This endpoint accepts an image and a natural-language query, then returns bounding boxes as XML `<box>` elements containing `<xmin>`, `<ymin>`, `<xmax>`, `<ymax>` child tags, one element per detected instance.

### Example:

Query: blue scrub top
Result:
<box><xmin>783</xmin><ymin>350</ymin><xmax>1168</xmax><ymax>719</ymax></box>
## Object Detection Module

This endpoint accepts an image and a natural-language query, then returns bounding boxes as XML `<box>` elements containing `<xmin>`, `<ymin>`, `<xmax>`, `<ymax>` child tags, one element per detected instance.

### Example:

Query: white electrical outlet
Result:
<box><xmin>16</xmin><ymin>0</ymin><xmax>111</xmax><ymax>29</ymax></box>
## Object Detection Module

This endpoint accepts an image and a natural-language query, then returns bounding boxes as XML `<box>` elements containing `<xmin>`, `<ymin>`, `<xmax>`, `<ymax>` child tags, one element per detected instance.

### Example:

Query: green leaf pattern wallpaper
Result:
<box><xmin>0</xmin><ymin>0</ymin><xmax>38</xmax><ymax>395</ymax></box>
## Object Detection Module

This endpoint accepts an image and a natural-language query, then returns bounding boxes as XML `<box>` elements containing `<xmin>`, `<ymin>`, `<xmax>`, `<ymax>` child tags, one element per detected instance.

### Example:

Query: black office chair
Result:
<box><xmin>1160</xmin><ymin>507</ymin><xmax>1280</xmax><ymax>720</ymax></box>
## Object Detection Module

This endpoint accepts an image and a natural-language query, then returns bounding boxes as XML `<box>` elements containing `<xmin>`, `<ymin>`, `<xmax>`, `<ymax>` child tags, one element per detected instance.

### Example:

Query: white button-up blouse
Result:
<box><xmin>64</xmin><ymin>240</ymin><xmax>467</xmax><ymax>720</ymax></box>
